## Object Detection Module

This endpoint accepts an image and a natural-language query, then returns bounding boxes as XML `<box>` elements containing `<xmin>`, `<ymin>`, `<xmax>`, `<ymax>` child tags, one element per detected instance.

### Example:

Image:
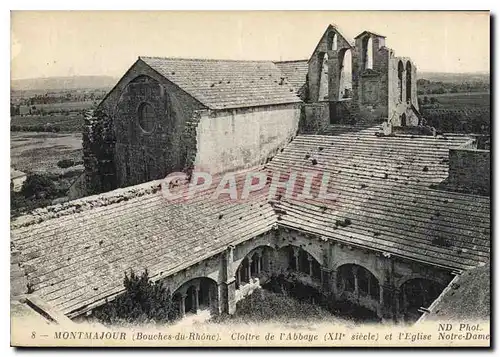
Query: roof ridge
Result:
<box><xmin>273</xmin><ymin>59</ymin><xmax>309</xmax><ymax>64</ymax></box>
<box><xmin>140</xmin><ymin>56</ymin><xmax>275</xmax><ymax>63</ymax></box>
<box><xmin>10</xmin><ymin>165</ymin><xmax>272</xmax><ymax>230</ymax></box>
<box><xmin>11</xmin><ymin>179</ymin><xmax>165</xmax><ymax>230</ymax></box>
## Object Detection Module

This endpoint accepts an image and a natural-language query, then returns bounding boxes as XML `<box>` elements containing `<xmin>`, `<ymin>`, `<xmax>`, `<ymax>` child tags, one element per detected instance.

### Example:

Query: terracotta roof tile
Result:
<box><xmin>273</xmin><ymin>60</ymin><xmax>308</xmax><ymax>93</ymax></box>
<box><xmin>11</xmin><ymin>170</ymin><xmax>276</xmax><ymax>316</ymax></box>
<box><xmin>140</xmin><ymin>57</ymin><xmax>302</xmax><ymax>110</ymax></box>
<box><xmin>265</xmin><ymin>126</ymin><xmax>490</xmax><ymax>271</ymax></box>
<box><xmin>11</xmin><ymin>126</ymin><xmax>491</xmax><ymax>317</ymax></box>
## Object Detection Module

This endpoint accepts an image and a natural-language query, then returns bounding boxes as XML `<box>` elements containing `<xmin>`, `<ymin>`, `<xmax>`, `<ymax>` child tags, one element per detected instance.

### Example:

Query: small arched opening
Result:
<box><xmin>235</xmin><ymin>246</ymin><xmax>274</xmax><ymax>289</ymax></box>
<box><xmin>337</xmin><ymin>264</ymin><xmax>380</xmax><ymax>301</ymax></box>
<box><xmin>399</xmin><ymin>278</ymin><xmax>445</xmax><ymax>323</ymax></box>
<box><xmin>406</xmin><ymin>61</ymin><xmax>412</xmax><ymax>102</ymax></box>
<box><xmin>172</xmin><ymin>277</ymin><xmax>218</xmax><ymax>317</ymax></box>
<box><xmin>277</xmin><ymin>245</ymin><xmax>321</xmax><ymax>280</ymax></box>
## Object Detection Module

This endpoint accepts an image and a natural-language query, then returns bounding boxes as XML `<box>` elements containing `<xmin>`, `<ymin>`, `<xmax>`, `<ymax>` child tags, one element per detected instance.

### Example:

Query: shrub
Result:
<box><xmin>92</xmin><ymin>269</ymin><xmax>178</xmax><ymax>325</ymax></box>
<box><xmin>57</xmin><ymin>159</ymin><xmax>75</xmax><ymax>169</ymax></box>
<box><xmin>21</xmin><ymin>173</ymin><xmax>57</xmax><ymax>199</ymax></box>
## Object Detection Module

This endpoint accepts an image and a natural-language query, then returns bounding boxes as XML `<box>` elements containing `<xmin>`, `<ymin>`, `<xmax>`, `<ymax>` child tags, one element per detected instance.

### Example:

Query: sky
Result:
<box><xmin>11</xmin><ymin>11</ymin><xmax>490</xmax><ymax>80</ymax></box>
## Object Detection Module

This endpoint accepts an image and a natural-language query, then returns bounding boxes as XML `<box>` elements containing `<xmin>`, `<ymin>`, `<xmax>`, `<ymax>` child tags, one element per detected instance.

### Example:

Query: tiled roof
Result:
<box><xmin>11</xmin><ymin>170</ymin><xmax>276</xmax><ymax>317</ymax></box>
<box><xmin>354</xmin><ymin>30</ymin><xmax>386</xmax><ymax>39</ymax></box>
<box><xmin>10</xmin><ymin>126</ymin><xmax>491</xmax><ymax>317</ymax></box>
<box><xmin>140</xmin><ymin>57</ymin><xmax>302</xmax><ymax>110</ymax></box>
<box><xmin>265</xmin><ymin>126</ymin><xmax>490</xmax><ymax>272</ymax></box>
<box><xmin>273</xmin><ymin>60</ymin><xmax>308</xmax><ymax>93</ymax></box>
<box><xmin>422</xmin><ymin>263</ymin><xmax>490</xmax><ymax>322</ymax></box>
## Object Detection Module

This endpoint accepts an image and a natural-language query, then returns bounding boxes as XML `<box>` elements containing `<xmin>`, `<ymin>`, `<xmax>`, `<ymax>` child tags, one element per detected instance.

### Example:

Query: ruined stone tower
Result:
<box><xmin>302</xmin><ymin>25</ymin><xmax>421</xmax><ymax>131</ymax></box>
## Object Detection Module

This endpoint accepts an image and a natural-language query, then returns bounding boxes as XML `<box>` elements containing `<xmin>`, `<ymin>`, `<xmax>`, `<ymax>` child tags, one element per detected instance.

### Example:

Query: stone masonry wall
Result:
<box><xmin>448</xmin><ymin>148</ymin><xmax>490</xmax><ymax>194</ymax></box>
<box><xmin>194</xmin><ymin>103</ymin><xmax>301</xmax><ymax>174</ymax></box>
<box><xmin>351</xmin><ymin>34</ymin><xmax>390</xmax><ymax>123</ymax></box>
<box><xmin>82</xmin><ymin>109</ymin><xmax>117</xmax><ymax>195</ymax></box>
<box><xmin>96</xmin><ymin>59</ymin><xmax>205</xmax><ymax>189</ymax></box>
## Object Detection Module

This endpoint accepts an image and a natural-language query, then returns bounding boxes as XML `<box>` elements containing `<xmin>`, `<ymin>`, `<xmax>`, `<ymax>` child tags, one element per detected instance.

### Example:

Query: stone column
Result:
<box><xmin>247</xmin><ymin>259</ymin><xmax>252</xmax><ymax>281</ymax></box>
<box><xmin>394</xmin><ymin>288</ymin><xmax>401</xmax><ymax>323</ymax></box>
<box><xmin>380</xmin><ymin>284</ymin><xmax>401</xmax><ymax>323</ymax></box>
<box><xmin>330</xmin><ymin>268</ymin><xmax>338</xmax><ymax>299</ymax></box>
<box><xmin>217</xmin><ymin>280</ymin><xmax>236</xmax><ymax>315</ymax></box>
<box><xmin>367</xmin><ymin>274</ymin><xmax>371</xmax><ymax>298</ymax></box>
<box><xmin>308</xmin><ymin>256</ymin><xmax>313</xmax><ymax>276</ymax></box>
<box><xmin>293</xmin><ymin>247</ymin><xmax>299</xmax><ymax>272</ymax></box>
<box><xmin>353</xmin><ymin>266</ymin><xmax>359</xmax><ymax>300</ymax></box>
<box><xmin>179</xmin><ymin>293</ymin><xmax>186</xmax><ymax>317</ymax></box>
<box><xmin>236</xmin><ymin>267</ymin><xmax>241</xmax><ymax>288</ymax></box>
<box><xmin>194</xmin><ymin>287</ymin><xmax>200</xmax><ymax>313</ymax></box>
<box><xmin>226</xmin><ymin>280</ymin><xmax>236</xmax><ymax>315</ymax></box>
<box><xmin>401</xmin><ymin>286</ymin><xmax>407</xmax><ymax>315</ymax></box>
<box><xmin>256</xmin><ymin>253</ymin><xmax>262</xmax><ymax>275</ymax></box>
<box><xmin>377</xmin><ymin>284</ymin><xmax>384</xmax><ymax>319</ymax></box>
<box><xmin>320</xmin><ymin>267</ymin><xmax>334</xmax><ymax>295</ymax></box>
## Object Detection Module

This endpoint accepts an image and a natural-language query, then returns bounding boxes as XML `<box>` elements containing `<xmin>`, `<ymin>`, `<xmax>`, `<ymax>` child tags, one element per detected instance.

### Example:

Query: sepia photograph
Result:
<box><xmin>9</xmin><ymin>10</ymin><xmax>491</xmax><ymax>348</ymax></box>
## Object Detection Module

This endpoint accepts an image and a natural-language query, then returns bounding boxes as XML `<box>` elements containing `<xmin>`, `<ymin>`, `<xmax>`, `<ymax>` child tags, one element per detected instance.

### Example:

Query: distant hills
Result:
<box><xmin>10</xmin><ymin>71</ymin><xmax>489</xmax><ymax>93</ymax></box>
<box><xmin>417</xmin><ymin>72</ymin><xmax>490</xmax><ymax>83</ymax></box>
<box><xmin>11</xmin><ymin>76</ymin><xmax>118</xmax><ymax>92</ymax></box>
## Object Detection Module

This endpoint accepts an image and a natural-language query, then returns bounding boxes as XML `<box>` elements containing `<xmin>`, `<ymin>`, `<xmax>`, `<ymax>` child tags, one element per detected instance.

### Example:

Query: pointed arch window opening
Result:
<box><xmin>363</xmin><ymin>36</ymin><xmax>374</xmax><ymax>70</ymax></box>
<box><xmin>398</xmin><ymin>61</ymin><xmax>404</xmax><ymax>103</ymax></box>
<box><xmin>406</xmin><ymin>61</ymin><xmax>412</xmax><ymax>102</ymax></box>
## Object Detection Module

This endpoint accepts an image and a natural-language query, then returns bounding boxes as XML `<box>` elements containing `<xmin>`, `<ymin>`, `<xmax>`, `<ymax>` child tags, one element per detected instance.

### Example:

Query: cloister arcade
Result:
<box><xmin>159</xmin><ymin>230</ymin><xmax>454</xmax><ymax>324</ymax></box>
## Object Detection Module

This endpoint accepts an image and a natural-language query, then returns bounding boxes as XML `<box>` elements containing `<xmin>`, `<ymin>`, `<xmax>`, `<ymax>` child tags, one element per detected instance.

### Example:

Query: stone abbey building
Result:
<box><xmin>11</xmin><ymin>24</ymin><xmax>490</xmax><ymax>324</ymax></box>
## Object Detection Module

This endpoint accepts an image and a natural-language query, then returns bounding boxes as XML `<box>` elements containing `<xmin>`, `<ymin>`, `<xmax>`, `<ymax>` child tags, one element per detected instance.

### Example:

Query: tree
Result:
<box><xmin>93</xmin><ymin>269</ymin><xmax>178</xmax><ymax>325</ymax></box>
<box><xmin>21</xmin><ymin>173</ymin><xmax>57</xmax><ymax>199</ymax></box>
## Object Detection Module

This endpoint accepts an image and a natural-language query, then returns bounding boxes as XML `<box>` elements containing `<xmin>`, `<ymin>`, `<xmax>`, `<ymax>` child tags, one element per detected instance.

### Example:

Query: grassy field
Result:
<box><xmin>11</xmin><ymin>113</ymin><xmax>84</xmax><ymax>132</ymax></box>
<box><xmin>11</xmin><ymin>132</ymin><xmax>83</xmax><ymax>174</ymax></box>
<box><xmin>419</xmin><ymin>91</ymin><xmax>490</xmax><ymax>109</ymax></box>
<box><xmin>20</xmin><ymin>100</ymin><xmax>96</xmax><ymax>113</ymax></box>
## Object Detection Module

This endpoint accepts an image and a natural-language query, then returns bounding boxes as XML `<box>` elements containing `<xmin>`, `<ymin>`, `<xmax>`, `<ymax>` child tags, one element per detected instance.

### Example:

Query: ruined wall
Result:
<box><xmin>194</xmin><ymin>103</ymin><xmax>301</xmax><ymax>174</ymax></box>
<box><xmin>448</xmin><ymin>147</ymin><xmax>490</xmax><ymax>194</ymax></box>
<box><xmin>301</xmin><ymin>102</ymin><xmax>330</xmax><ymax>133</ymax></box>
<box><xmin>351</xmin><ymin>34</ymin><xmax>390</xmax><ymax>123</ymax></box>
<box><xmin>308</xmin><ymin>26</ymin><xmax>352</xmax><ymax>103</ymax></box>
<box><xmin>82</xmin><ymin>109</ymin><xmax>116</xmax><ymax>195</ymax></box>
<box><xmin>96</xmin><ymin>59</ymin><xmax>205</xmax><ymax>188</ymax></box>
<box><xmin>387</xmin><ymin>57</ymin><xmax>420</xmax><ymax>126</ymax></box>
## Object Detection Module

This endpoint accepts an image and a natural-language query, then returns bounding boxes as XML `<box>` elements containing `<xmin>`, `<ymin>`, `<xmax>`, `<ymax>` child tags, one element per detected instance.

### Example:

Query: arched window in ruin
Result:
<box><xmin>339</xmin><ymin>48</ymin><xmax>353</xmax><ymax>99</ymax></box>
<box><xmin>401</xmin><ymin>113</ymin><xmax>407</xmax><ymax>127</ymax></box>
<box><xmin>337</xmin><ymin>264</ymin><xmax>380</xmax><ymax>301</ymax></box>
<box><xmin>362</xmin><ymin>36</ymin><xmax>374</xmax><ymax>70</ymax></box>
<box><xmin>366</xmin><ymin>38</ymin><xmax>373</xmax><ymax>69</ymax></box>
<box><xmin>406</xmin><ymin>61</ymin><xmax>412</xmax><ymax>102</ymax></box>
<box><xmin>331</xmin><ymin>33</ymin><xmax>338</xmax><ymax>51</ymax></box>
<box><xmin>398</xmin><ymin>60</ymin><xmax>404</xmax><ymax>102</ymax></box>
<box><xmin>318</xmin><ymin>52</ymin><xmax>329</xmax><ymax>101</ymax></box>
